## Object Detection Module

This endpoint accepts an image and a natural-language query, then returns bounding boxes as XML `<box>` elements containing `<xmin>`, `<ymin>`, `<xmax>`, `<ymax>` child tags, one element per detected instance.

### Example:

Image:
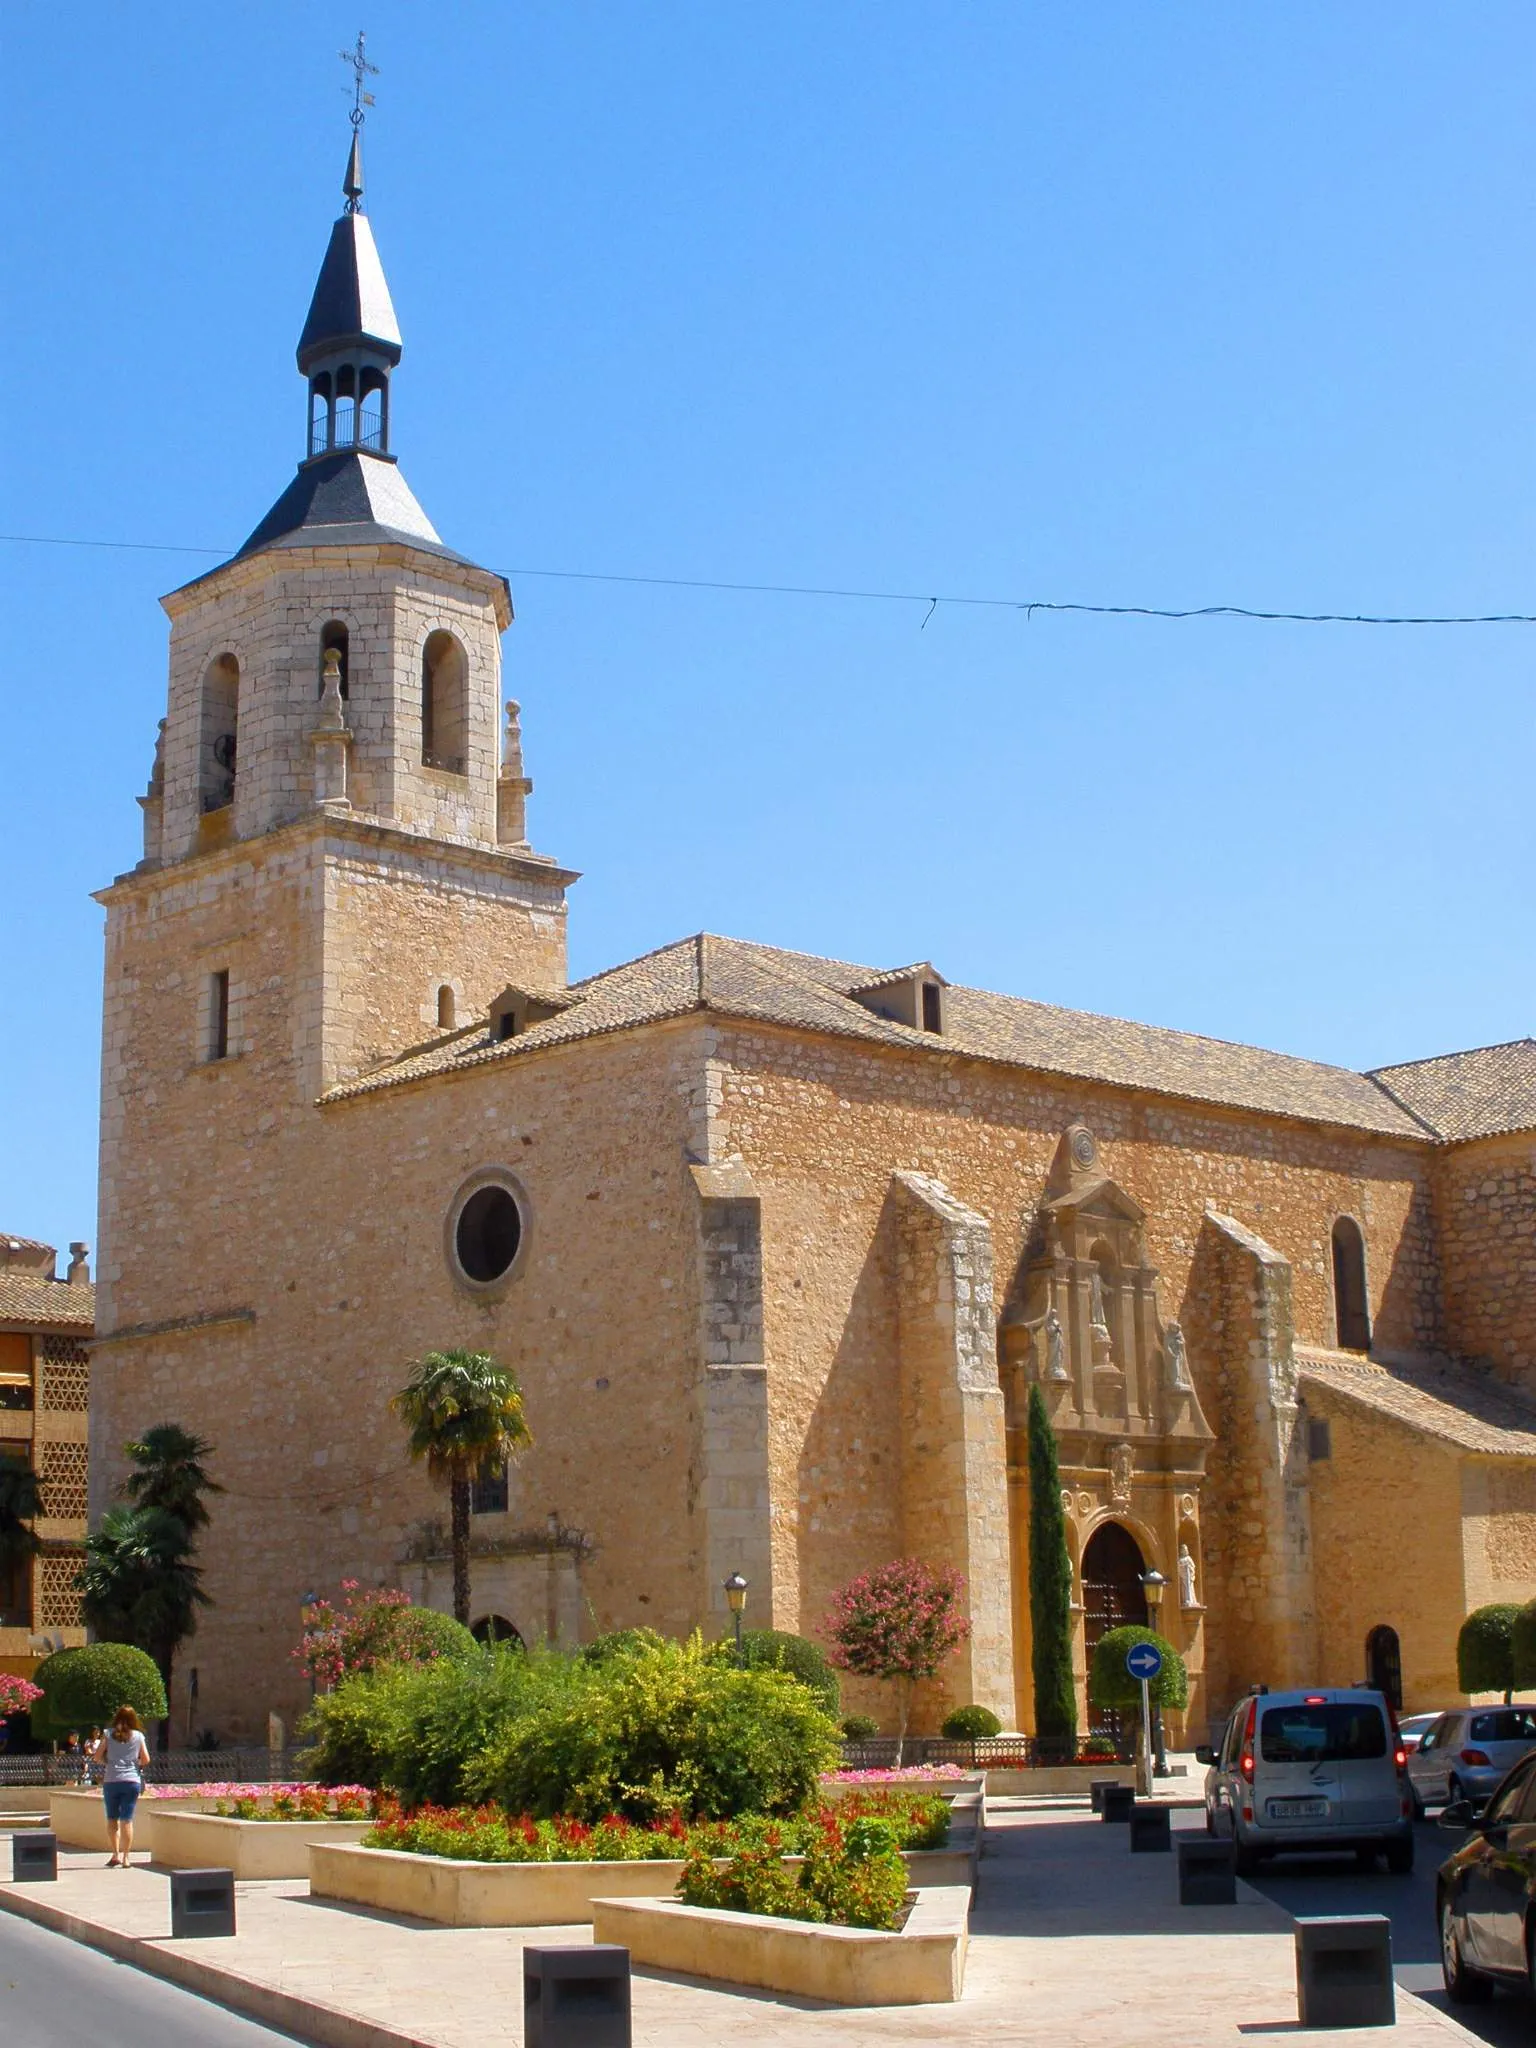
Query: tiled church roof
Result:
<box><xmin>1298</xmin><ymin>1347</ymin><xmax>1536</xmax><ymax>1458</ymax></box>
<box><xmin>326</xmin><ymin>933</ymin><xmax>1434</xmax><ymax>1139</ymax></box>
<box><xmin>0</xmin><ymin>1272</ymin><xmax>94</xmax><ymax>1331</ymax></box>
<box><xmin>1367</xmin><ymin>1039</ymin><xmax>1536</xmax><ymax>1144</ymax></box>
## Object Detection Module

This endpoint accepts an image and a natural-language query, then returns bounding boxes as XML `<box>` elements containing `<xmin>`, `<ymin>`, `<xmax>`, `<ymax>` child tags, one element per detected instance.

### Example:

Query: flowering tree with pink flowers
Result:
<box><xmin>294</xmin><ymin>1582</ymin><xmax>477</xmax><ymax>1692</ymax></box>
<box><xmin>0</xmin><ymin>1674</ymin><xmax>43</xmax><ymax>1719</ymax></box>
<box><xmin>823</xmin><ymin>1558</ymin><xmax>970</xmax><ymax>1763</ymax></box>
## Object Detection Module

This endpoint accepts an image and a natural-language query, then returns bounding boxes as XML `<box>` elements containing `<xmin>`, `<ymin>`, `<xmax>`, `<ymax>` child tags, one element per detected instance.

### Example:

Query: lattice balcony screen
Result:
<box><xmin>37</xmin><ymin>1553</ymin><xmax>84</xmax><ymax>1629</ymax></box>
<box><xmin>38</xmin><ymin>1440</ymin><xmax>89</xmax><ymax>1519</ymax></box>
<box><xmin>38</xmin><ymin>1335</ymin><xmax>90</xmax><ymax>1413</ymax></box>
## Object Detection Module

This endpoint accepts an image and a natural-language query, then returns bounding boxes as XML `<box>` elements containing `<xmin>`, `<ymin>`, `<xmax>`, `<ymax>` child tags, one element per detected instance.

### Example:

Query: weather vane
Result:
<box><xmin>340</xmin><ymin>30</ymin><xmax>378</xmax><ymax>130</ymax></box>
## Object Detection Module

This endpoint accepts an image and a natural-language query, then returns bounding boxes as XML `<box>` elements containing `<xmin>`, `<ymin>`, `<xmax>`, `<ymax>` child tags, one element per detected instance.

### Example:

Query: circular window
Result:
<box><xmin>446</xmin><ymin>1170</ymin><xmax>529</xmax><ymax>1291</ymax></box>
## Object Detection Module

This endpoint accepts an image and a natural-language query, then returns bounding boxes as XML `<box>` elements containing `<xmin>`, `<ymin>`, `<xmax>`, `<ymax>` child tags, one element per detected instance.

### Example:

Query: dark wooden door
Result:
<box><xmin>1081</xmin><ymin>1522</ymin><xmax>1149</xmax><ymax>1752</ymax></box>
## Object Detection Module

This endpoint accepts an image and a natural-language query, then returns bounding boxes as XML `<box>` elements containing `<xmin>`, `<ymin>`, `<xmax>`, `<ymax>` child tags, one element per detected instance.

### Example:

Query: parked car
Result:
<box><xmin>1408</xmin><ymin>1706</ymin><xmax>1536</xmax><ymax>1814</ymax></box>
<box><xmin>1398</xmin><ymin>1711</ymin><xmax>1442</xmax><ymax>1755</ymax></box>
<box><xmin>1197</xmin><ymin>1688</ymin><xmax>1413</xmax><ymax>1874</ymax></box>
<box><xmin>1437</xmin><ymin>1749</ymin><xmax>1536</xmax><ymax>2004</ymax></box>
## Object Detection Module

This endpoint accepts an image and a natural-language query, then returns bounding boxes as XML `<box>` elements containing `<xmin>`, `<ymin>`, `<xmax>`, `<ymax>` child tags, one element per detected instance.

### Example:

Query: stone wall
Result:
<box><xmin>1304</xmin><ymin>1393</ymin><xmax>1466</xmax><ymax>1708</ymax></box>
<box><xmin>1433</xmin><ymin>1133</ymin><xmax>1536</xmax><ymax>1395</ymax></box>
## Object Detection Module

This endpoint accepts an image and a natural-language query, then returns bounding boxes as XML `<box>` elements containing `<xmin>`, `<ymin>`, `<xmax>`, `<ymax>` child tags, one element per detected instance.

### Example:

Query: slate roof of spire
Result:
<box><xmin>323</xmin><ymin>931</ymin><xmax>1444</xmax><ymax>1140</ymax></box>
<box><xmin>233</xmin><ymin>450</ymin><xmax>451</xmax><ymax>562</ymax></box>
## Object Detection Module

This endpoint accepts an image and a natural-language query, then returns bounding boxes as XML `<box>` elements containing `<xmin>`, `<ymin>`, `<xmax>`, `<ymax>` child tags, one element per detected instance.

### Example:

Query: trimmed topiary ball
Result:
<box><xmin>1459</xmin><ymin>1603</ymin><xmax>1519</xmax><ymax>1699</ymax></box>
<box><xmin>708</xmin><ymin>1629</ymin><xmax>841</xmax><ymax>1717</ymax></box>
<box><xmin>1088</xmin><ymin>1626</ymin><xmax>1188</xmax><ymax>1713</ymax></box>
<box><xmin>35</xmin><ymin>1643</ymin><xmax>167</xmax><ymax>1737</ymax></box>
<box><xmin>942</xmin><ymin>1704</ymin><xmax>1002</xmax><ymax>1739</ymax></box>
<box><xmin>841</xmin><ymin>1713</ymin><xmax>880</xmax><ymax>1741</ymax></box>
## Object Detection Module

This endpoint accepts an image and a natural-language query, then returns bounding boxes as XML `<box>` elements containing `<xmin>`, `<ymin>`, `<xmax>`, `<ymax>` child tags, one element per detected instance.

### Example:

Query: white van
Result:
<box><xmin>1198</xmin><ymin>1688</ymin><xmax>1414</xmax><ymax>1874</ymax></box>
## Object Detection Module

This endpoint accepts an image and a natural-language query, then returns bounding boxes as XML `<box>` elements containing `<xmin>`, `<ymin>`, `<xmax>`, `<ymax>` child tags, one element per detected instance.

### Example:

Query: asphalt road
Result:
<box><xmin>0</xmin><ymin>1908</ymin><xmax>313</xmax><ymax>2048</ymax></box>
<box><xmin>1247</xmin><ymin>1815</ymin><xmax>1533</xmax><ymax>2048</ymax></box>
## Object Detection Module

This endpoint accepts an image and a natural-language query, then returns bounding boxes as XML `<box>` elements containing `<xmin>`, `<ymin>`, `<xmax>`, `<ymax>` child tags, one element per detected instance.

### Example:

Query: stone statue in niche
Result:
<box><xmin>1109</xmin><ymin>1442</ymin><xmax>1134</xmax><ymax>1509</ymax></box>
<box><xmin>1178</xmin><ymin>1543</ymin><xmax>1199</xmax><ymax>1609</ymax></box>
<box><xmin>1164</xmin><ymin>1320</ymin><xmax>1192</xmax><ymax>1392</ymax></box>
<box><xmin>1044</xmin><ymin>1307</ymin><xmax>1069</xmax><ymax>1382</ymax></box>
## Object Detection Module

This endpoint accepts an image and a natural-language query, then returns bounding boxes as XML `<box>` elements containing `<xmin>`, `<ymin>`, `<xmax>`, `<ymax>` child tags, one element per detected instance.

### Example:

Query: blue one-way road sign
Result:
<box><xmin>1126</xmin><ymin>1641</ymin><xmax>1164</xmax><ymax>1682</ymax></box>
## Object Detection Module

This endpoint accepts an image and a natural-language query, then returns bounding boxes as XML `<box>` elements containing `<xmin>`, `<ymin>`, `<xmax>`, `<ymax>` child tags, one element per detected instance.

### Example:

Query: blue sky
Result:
<box><xmin>3</xmin><ymin>3</ymin><xmax>1533</xmax><ymax>1260</ymax></box>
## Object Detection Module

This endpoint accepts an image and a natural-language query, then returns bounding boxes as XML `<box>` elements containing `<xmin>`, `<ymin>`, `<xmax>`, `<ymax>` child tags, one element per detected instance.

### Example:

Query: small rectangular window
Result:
<box><xmin>1307</xmin><ymin>1418</ymin><xmax>1332</xmax><ymax>1462</ymax></box>
<box><xmin>210</xmin><ymin>970</ymin><xmax>230</xmax><ymax>1061</ymax></box>
<box><xmin>921</xmin><ymin>983</ymin><xmax>943</xmax><ymax>1033</ymax></box>
<box><xmin>470</xmin><ymin>1460</ymin><xmax>508</xmax><ymax>1516</ymax></box>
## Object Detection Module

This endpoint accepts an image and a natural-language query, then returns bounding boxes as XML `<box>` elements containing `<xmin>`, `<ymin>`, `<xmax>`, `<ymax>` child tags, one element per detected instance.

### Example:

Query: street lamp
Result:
<box><xmin>724</xmin><ymin>1572</ymin><xmax>748</xmax><ymax>1667</ymax></box>
<box><xmin>1141</xmin><ymin>1569</ymin><xmax>1170</xmax><ymax>1778</ymax></box>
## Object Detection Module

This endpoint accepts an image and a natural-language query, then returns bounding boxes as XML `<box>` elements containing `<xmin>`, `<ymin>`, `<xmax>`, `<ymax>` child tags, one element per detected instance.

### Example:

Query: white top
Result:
<box><xmin>101</xmin><ymin>1731</ymin><xmax>150</xmax><ymax>1783</ymax></box>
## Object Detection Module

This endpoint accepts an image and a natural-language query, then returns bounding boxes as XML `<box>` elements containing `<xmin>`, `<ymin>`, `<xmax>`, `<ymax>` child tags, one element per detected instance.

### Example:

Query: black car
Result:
<box><xmin>1437</xmin><ymin>1747</ymin><xmax>1536</xmax><ymax>2004</ymax></box>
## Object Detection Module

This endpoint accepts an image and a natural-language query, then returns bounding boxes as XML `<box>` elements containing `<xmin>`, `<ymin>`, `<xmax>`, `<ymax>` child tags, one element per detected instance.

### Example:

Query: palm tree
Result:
<box><xmin>0</xmin><ymin>1457</ymin><xmax>42</xmax><ymax>1623</ymax></box>
<box><xmin>391</xmin><ymin>1351</ymin><xmax>532</xmax><ymax>1624</ymax></box>
<box><xmin>121</xmin><ymin>1425</ymin><xmax>223</xmax><ymax>1530</ymax></box>
<box><xmin>77</xmin><ymin>1504</ymin><xmax>208</xmax><ymax>1737</ymax></box>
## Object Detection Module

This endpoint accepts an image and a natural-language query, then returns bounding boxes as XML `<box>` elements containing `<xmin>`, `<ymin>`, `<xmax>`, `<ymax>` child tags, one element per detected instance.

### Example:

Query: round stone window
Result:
<box><xmin>447</xmin><ymin>1171</ymin><xmax>528</xmax><ymax>1291</ymax></box>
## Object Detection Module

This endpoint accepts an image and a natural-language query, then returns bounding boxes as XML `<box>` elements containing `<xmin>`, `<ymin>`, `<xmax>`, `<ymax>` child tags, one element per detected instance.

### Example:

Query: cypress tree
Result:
<box><xmin>1027</xmin><ymin>1383</ymin><xmax>1078</xmax><ymax>1756</ymax></box>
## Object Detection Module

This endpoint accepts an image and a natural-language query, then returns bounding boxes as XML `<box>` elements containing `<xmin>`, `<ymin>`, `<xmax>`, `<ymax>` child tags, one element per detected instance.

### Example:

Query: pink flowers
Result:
<box><xmin>822</xmin><ymin>1764</ymin><xmax>971</xmax><ymax>1782</ymax></box>
<box><xmin>823</xmin><ymin>1559</ymin><xmax>970</xmax><ymax>1683</ymax></box>
<box><xmin>294</xmin><ymin>1582</ymin><xmax>447</xmax><ymax>1689</ymax></box>
<box><xmin>0</xmin><ymin>1675</ymin><xmax>43</xmax><ymax>1716</ymax></box>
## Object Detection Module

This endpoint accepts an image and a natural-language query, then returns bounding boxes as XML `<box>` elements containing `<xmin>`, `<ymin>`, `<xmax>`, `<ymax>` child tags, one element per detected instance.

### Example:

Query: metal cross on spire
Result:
<box><xmin>339</xmin><ymin>32</ymin><xmax>378</xmax><ymax>213</ymax></box>
<box><xmin>340</xmin><ymin>31</ymin><xmax>379</xmax><ymax>127</ymax></box>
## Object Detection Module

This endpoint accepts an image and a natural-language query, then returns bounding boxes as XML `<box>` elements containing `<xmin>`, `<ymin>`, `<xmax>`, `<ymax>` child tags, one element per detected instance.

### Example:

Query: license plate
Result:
<box><xmin>1268</xmin><ymin>1797</ymin><xmax>1329</xmax><ymax>1819</ymax></box>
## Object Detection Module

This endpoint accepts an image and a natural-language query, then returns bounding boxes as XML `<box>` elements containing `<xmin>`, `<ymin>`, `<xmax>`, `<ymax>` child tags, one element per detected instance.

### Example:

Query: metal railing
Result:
<box><xmin>838</xmin><ymin>1731</ymin><xmax>1131</xmax><ymax>1771</ymax></box>
<box><xmin>308</xmin><ymin>413</ymin><xmax>385</xmax><ymax>457</ymax></box>
<box><xmin>0</xmin><ymin>1747</ymin><xmax>306</xmax><ymax>1787</ymax></box>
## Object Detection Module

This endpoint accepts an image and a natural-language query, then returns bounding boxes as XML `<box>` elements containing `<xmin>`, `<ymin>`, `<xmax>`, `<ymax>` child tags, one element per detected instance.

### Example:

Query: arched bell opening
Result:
<box><xmin>358</xmin><ymin>365</ymin><xmax>388</xmax><ymax>451</ymax></box>
<box><xmin>318</xmin><ymin>620</ymin><xmax>350</xmax><ymax>700</ymax></box>
<box><xmin>308</xmin><ymin>373</ymin><xmax>333</xmax><ymax>456</ymax></box>
<box><xmin>421</xmin><ymin>629</ymin><xmax>469</xmax><ymax>775</ymax></box>
<box><xmin>198</xmin><ymin>653</ymin><xmax>240</xmax><ymax>815</ymax></box>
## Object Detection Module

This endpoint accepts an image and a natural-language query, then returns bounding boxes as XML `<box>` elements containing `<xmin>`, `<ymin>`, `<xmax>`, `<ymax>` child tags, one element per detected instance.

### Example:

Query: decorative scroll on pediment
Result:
<box><xmin>999</xmin><ymin>1123</ymin><xmax>1213</xmax><ymax>1446</ymax></box>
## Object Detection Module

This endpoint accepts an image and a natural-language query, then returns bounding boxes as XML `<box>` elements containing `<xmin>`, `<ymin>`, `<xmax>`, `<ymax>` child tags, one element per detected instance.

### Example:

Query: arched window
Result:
<box><xmin>358</xmin><ymin>365</ymin><xmax>388</xmax><ymax>451</ymax></box>
<box><xmin>421</xmin><ymin>630</ymin><xmax>468</xmax><ymax>775</ymax></box>
<box><xmin>471</xmin><ymin>1615</ymin><xmax>524</xmax><ymax>1648</ymax></box>
<box><xmin>319</xmin><ymin>620</ymin><xmax>349</xmax><ymax>699</ymax></box>
<box><xmin>199</xmin><ymin>654</ymin><xmax>240</xmax><ymax>814</ymax></box>
<box><xmin>308</xmin><ymin>374</ymin><xmax>333</xmax><ymax>456</ymax></box>
<box><xmin>1332</xmin><ymin>1217</ymin><xmax>1371</xmax><ymax>1352</ymax></box>
<box><xmin>333</xmin><ymin>363</ymin><xmax>357</xmax><ymax>447</ymax></box>
<box><xmin>1365</xmin><ymin>1624</ymin><xmax>1402</xmax><ymax>1710</ymax></box>
<box><xmin>437</xmin><ymin>985</ymin><xmax>456</xmax><ymax>1029</ymax></box>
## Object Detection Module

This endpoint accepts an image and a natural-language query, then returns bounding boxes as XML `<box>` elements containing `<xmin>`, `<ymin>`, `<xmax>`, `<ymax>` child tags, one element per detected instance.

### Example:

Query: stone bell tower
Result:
<box><xmin>93</xmin><ymin>129</ymin><xmax>576</xmax><ymax>1379</ymax></box>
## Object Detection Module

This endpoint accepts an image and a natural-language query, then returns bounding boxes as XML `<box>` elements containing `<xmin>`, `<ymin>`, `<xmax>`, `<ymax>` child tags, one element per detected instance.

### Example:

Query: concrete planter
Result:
<box><xmin>48</xmin><ymin>1788</ymin><xmax>217</xmax><ymax>1853</ymax></box>
<box><xmin>309</xmin><ymin>1838</ymin><xmax>976</xmax><ymax>1927</ymax></box>
<box><xmin>592</xmin><ymin>1884</ymin><xmax>971</xmax><ymax>2005</ymax></box>
<box><xmin>309</xmin><ymin>1843</ymin><xmax>690</xmax><ymax>1927</ymax></box>
<box><xmin>152</xmin><ymin>1811</ymin><xmax>374</xmax><ymax>1879</ymax></box>
<box><xmin>985</xmin><ymin>1765</ymin><xmax>1124</xmax><ymax>1796</ymax></box>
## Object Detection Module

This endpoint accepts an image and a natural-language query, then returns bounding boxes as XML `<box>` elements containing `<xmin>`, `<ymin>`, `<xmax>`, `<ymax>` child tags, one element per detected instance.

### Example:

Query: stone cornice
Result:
<box><xmin>161</xmin><ymin>538</ymin><xmax>513</xmax><ymax>628</ymax></box>
<box><xmin>95</xmin><ymin>809</ymin><xmax>580</xmax><ymax>906</ymax></box>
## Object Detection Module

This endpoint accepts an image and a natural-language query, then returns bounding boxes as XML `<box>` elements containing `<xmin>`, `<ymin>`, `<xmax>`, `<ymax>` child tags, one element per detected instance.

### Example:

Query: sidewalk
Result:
<box><xmin>1</xmin><ymin>1811</ymin><xmax>1482</xmax><ymax>2047</ymax></box>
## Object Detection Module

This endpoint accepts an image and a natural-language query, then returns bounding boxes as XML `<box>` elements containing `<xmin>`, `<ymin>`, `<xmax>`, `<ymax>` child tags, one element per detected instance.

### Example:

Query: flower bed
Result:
<box><xmin>209</xmin><ymin>1785</ymin><xmax>372</xmax><ymax>1820</ymax></box>
<box><xmin>591</xmin><ymin>1884</ymin><xmax>970</xmax><ymax>2004</ymax></box>
<box><xmin>153</xmin><ymin>1808</ymin><xmax>377</xmax><ymax>1880</ymax></box>
<box><xmin>362</xmin><ymin>1789</ymin><xmax>948</xmax><ymax>1864</ymax></box>
<box><xmin>49</xmin><ymin>1787</ymin><xmax>218</xmax><ymax>1853</ymax></box>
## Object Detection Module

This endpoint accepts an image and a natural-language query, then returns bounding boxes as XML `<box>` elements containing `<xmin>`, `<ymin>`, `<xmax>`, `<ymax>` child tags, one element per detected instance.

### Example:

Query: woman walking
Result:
<box><xmin>91</xmin><ymin>1706</ymin><xmax>150</xmax><ymax>1867</ymax></box>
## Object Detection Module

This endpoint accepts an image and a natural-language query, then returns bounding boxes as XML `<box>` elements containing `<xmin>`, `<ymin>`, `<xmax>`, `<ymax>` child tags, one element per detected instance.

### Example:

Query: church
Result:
<box><xmin>90</xmin><ymin>135</ymin><xmax>1536</xmax><ymax>1746</ymax></box>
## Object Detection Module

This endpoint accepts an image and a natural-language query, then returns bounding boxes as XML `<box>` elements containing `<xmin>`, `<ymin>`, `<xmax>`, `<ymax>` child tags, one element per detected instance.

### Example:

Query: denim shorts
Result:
<box><xmin>103</xmin><ymin>1781</ymin><xmax>141</xmax><ymax>1822</ymax></box>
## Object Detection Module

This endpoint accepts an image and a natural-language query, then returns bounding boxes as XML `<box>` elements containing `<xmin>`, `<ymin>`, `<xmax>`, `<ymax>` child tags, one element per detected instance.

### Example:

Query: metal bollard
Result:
<box><xmin>1089</xmin><ymin>1778</ymin><xmax>1122</xmax><ymax>1814</ymax></box>
<box><xmin>169</xmin><ymin>1866</ymin><xmax>236</xmax><ymax>1939</ymax></box>
<box><xmin>1294</xmin><ymin>1915</ymin><xmax>1394</xmax><ymax>2029</ymax></box>
<box><xmin>1176</xmin><ymin>1835</ymin><xmax>1236</xmax><ymax>1904</ymax></box>
<box><xmin>1100</xmin><ymin>1784</ymin><xmax>1135</xmax><ymax>1823</ymax></box>
<box><xmin>524</xmin><ymin>1943</ymin><xmax>631</xmax><ymax>2048</ymax></box>
<box><xmin>1129</xmin><ymin>1802</ymin><xmax>1172</xmax><ymax>1852</ymax></box>
<box><xmin>11</xmin><ymin>1831</ymin><xmax>57</xmax><ymax>1883</ymax></box>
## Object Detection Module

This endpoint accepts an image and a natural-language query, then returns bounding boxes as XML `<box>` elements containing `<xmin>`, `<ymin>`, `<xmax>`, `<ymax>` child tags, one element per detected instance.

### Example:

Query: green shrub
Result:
<box><xmin>468</xmin><ymin>1633</ymin><xmax>840</xmax><ymax>1820</ymax></box>
<box><xmin>840</xmin><ymin>1713</ymin><xmax>880</xmax><ymax>1741</ymax></box>
<box><xmin>1512</xmin><ymin>1600</ymin><xmax>1536</xmax><ymax>1693</ymax></box>
<box><xmin>35</xmin><ymin>1643</ymin><xmax>167</xmax><ymax>1737</ymax></box>
<box><xmin>577</xmin><ymin>1627</ymin><xmax>670</xmax><ymax>1666</ymax></box>
<box><xmin>705</xmin><ymin>1630</ymin><xmax>840</xmax><ymax>1717</ymax></box>
<box><xmin>1088</xmin><ymin>1627</ymin><xmax>1188</xmax><ymax>1713</ymax></box>
<box><xmin>299</xmin><ymin>1645</ymin><xmax>578</xmax><ymax>1805</ymax></box>
<box><xmin>941</xmin><ymin>1704</ymin><xmax>1001</xmax><ymax>1740</ymax></box>
<box><xmin>1459</xmin><ymin>1604</ymin><xmax>1520</xmax><ymax>1700</ymax></box>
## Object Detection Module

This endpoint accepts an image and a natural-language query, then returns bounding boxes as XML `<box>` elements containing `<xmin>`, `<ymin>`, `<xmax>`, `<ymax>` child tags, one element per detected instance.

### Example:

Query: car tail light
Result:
<box><xmin>1239</xmin><ymin>1697</ymin><xmax>1257</xmax><ymax>1784</ymax></box>
<box><xmin>1459</xmin><ymin>1748</ymin><xmax>1492</xmax><ymax>1767</ymax></box>
<box><xmin>1304</xmin><ymin>1694</ymin><xmax>1327</xmax><ymax>1705</ymax></box>
<box><xmin>1386</xmin><ymin>1703</ymin><xmax>1406</xmax><ymax>1771</ymax></box>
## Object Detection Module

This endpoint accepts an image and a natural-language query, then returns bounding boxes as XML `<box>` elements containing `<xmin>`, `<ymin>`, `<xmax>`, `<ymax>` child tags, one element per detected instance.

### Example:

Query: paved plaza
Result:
<box><xmin>1</xmin><ymin>1806</ymin><xmax>1485</xmax><ymax>2047</ymax></box>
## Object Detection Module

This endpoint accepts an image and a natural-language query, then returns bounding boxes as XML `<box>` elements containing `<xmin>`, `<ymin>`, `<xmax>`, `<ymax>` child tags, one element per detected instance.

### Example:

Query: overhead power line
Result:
<box><xmin>1</xmin><ymin>529</ymin><xmax>1532</xmax><ymax>627</ymax></box>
